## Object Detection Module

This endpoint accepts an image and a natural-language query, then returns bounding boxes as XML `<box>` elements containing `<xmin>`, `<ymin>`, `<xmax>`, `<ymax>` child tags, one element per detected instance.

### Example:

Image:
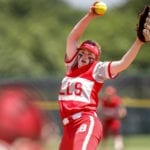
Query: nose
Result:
<box><xmin>82</xmin><ymin>53</ymin><xmax>88</xmax><ymax>59</ymax></box>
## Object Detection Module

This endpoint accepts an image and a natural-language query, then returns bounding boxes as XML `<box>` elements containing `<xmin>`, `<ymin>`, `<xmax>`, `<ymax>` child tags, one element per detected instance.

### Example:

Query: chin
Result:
<box><xmin>79</xmin><ymin>63</ymin><xmax>88</xmax><ymax>68</ymax></box>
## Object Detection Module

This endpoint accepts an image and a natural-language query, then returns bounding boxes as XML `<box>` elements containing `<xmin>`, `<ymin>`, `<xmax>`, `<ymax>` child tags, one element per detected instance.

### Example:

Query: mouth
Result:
<box><xmin>81</xmin><ymin>60</ymin><xmax>86</xmax><ymax>63</ymax></box>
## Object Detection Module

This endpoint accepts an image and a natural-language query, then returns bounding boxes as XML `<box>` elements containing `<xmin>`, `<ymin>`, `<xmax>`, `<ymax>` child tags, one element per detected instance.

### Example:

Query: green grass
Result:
<box><xmin>48</xmin><ymin>134</ymin><xmax>150</xmax><ymax>150</ymax></box>
<box><xmin>98</xmin><ymin>134</ymin><xmax>150</xmax><ymax>150</ymax></box>
<box><xmin>124</xmin><ymin>135</ymin><xmax>150</xmax><ymax>150</ymax></box>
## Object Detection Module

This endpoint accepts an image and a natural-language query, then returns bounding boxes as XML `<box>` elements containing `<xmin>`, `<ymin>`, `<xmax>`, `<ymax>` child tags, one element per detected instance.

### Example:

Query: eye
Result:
<box><xmin>88</xmin><ymin>53</ymin><xmax>95</xmax><ymax>59</ymax></box>
<box><xmin>78</xmin><ymin>53</ymin><xmax>83</xmax><ymax>58</ymax></box>
<box><xmin>88</xmin><ymin>57</ymin><xmax>94</xmax><ymax>61</ymax></box>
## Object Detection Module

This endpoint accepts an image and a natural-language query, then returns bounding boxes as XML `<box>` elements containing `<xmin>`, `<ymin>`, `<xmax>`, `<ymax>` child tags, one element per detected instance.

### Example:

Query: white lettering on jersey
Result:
<box><xmin>59</xmin><ymin>77</ymin><xmax>94</xmax><ymax>103</ymax></box>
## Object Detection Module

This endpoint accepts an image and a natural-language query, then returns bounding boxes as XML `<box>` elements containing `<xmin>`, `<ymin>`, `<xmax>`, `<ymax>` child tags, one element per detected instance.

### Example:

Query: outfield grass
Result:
<box><xmin>48</xmin><ymin>134</ymin><xmax>150</xmax><ymax>150</ymax></box>
<box><xmin>123</xmin><ymin>135</ymin><xmax>150</xmax><ymax>150</ymax></box>
<box><xmin>98</xmin><ymin>134</ymin><xmax>150</xmax><ymax>150</ymax></box>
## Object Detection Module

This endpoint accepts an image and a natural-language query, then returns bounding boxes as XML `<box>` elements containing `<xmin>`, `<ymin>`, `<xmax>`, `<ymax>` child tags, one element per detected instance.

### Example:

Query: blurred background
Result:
<box><xmin>0</xmin><ymin>0</ymin><xmax>150</xmax><ymax>149</ymax></box>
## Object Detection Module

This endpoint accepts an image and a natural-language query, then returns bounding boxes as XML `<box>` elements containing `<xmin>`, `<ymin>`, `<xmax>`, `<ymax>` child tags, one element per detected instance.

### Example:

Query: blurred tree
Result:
<box><xmin>0</xmin><ymin>0</ymin><xmax>149</xmax><ymax>78</ymax></box>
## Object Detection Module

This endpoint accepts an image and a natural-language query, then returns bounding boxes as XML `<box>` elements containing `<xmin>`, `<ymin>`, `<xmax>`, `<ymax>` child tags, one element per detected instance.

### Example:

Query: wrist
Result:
<box><xmin>86</xmin><ymin>13</ymin><xmax>93</xmax><ymax>19</ymax></box>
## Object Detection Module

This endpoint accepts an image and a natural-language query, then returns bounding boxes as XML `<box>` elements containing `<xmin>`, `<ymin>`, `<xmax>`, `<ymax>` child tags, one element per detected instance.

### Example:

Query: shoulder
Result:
<box><xmin>92</xmin><ymin>61</ymin><xmax>111</xmax><ymax>82</ymax></box>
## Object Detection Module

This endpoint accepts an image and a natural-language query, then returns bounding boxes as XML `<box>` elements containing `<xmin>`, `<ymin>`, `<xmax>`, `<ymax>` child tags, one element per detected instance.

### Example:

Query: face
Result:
<box><xmin>77</xmin><ymin>49</ymin><xmax>96</xmax><ymax>68</ymax></box>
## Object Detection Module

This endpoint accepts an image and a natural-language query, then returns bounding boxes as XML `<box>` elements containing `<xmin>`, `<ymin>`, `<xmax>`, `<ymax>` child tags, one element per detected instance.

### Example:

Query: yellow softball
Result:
<box><xmin>94</xmin><ymin>1</ymin><xmax>107</xmax><ymax>15</ymax></box>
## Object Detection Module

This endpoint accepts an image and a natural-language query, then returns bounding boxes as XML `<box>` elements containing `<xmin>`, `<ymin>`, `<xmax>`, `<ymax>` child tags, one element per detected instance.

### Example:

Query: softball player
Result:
<box><xmin>100</xmin><ymin>86</ymin><xmax>127</xmax><ymax>150</ymax></box>
<box><xmin>58</xmin><ymin>4</ymin><xmax>145</xmax><ymax>150</ymax></box>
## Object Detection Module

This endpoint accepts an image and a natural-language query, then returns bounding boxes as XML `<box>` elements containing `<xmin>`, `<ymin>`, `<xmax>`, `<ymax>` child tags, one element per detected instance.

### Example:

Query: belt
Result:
<box><xmin>62</xmin><ymin>112</ymin><xmax>97</xmax><ymax>126</ymax></box>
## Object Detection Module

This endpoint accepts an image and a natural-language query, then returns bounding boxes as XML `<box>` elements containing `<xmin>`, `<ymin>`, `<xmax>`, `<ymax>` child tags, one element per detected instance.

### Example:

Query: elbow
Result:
<box><xmin>67</xmin><ymin>34</ymin><xmax>79</xmax><ymax>44</ymax></box>
<box><xmin>119</xmin><ymin>59</ymin><xmax>130</xmax><ymax>72</ymax></box>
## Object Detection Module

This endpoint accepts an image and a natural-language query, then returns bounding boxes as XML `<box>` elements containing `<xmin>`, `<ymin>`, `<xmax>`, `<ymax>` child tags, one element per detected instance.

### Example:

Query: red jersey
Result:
<box><xmin>58</xmin><ymin>53</ymin><xmax>117</xmax><ymax>118</ymax></box>
<box><xmin>101</xmin><ymin>95</ymin><xmax>122</xmax><ymax>120</ymax></box>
